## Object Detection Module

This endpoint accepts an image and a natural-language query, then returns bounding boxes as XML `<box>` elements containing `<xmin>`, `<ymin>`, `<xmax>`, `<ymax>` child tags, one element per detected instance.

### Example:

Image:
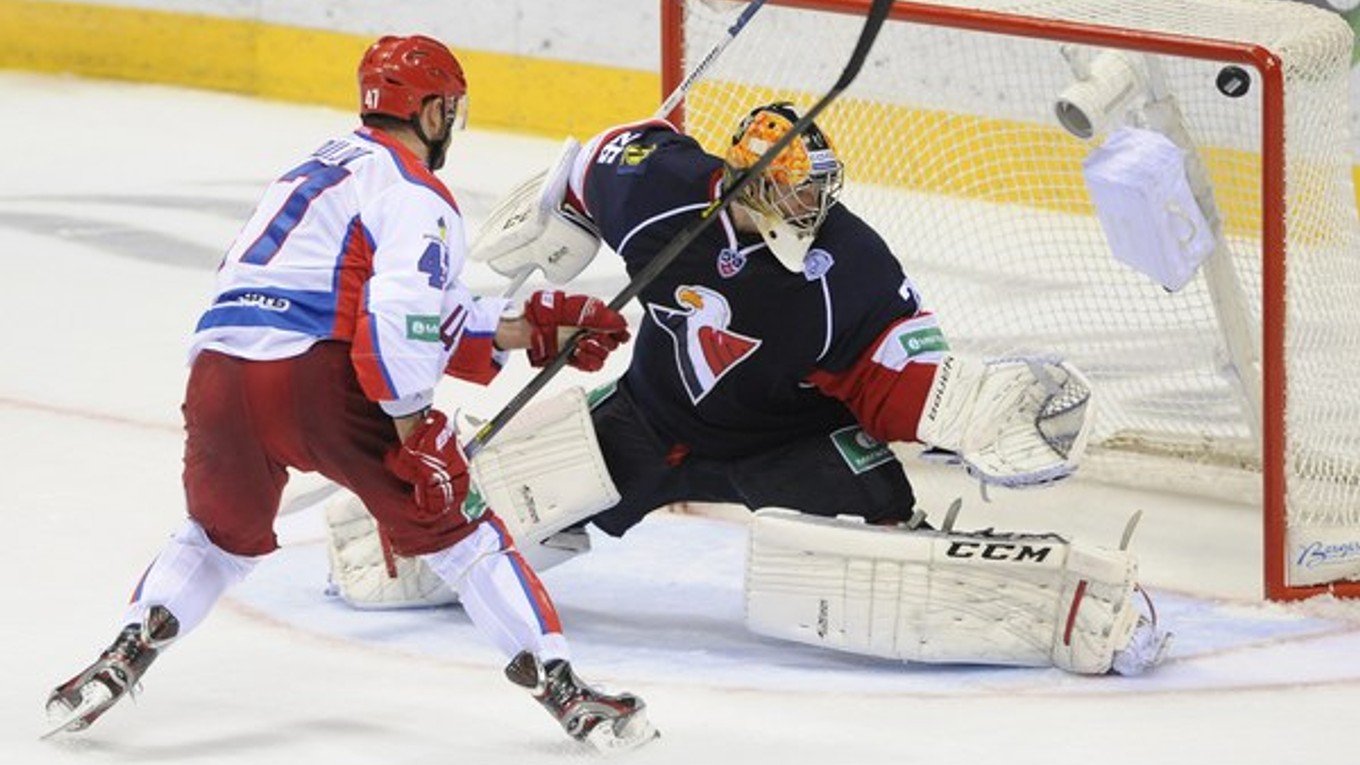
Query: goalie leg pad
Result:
<box><xmin>745</xmin><ymin>509</ymin><xmax>1145</xmax><ymax>674</ymax></box>
<box><xmin>324</xmin><ymin>387</ymin><xmax>612</xmax><ymax>610</ymax></box>
<box><xmin>468</xmin><ymin>385</ymin><xmax>619</xmax><ymax>545</ymax></box>
<box><xmin>324</xmin><ymin>491</ymin><xmax>459</xmax><ymax>610</ymax></box>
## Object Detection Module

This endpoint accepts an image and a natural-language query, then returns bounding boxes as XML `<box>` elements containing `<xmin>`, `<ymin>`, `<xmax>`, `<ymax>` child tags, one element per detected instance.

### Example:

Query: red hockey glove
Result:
<box><xmin>383</xmin><ymin>409</ymin><xmax>470</xmax><ymax>519</ymax></box>
<box><xmin>523</xmin><ymin>290</ymin><xmax>631</xmax><ymax>372</ymax></box>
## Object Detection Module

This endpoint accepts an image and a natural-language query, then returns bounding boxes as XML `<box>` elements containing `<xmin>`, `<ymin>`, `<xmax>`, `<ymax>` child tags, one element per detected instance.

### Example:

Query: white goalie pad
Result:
<box><xmin>469</xmin><ymin>137</ymin><xmax>601</xmax><ymax>285</ymax></box>
<box><xmin>745</xmin><ymin>509</ymin><xmax>1145</xmax><ymax>675</ymax></box>
<box><xmin>324</xmin><ymin>489</ymin><xmax>459</xmax><ymax>610</ymax></box>
<box><xmin>468</xmin><ymin>385</ymin><xmax>619</xmax><ymax>544</ymax></box>
<box><xmin>916</xmin><ymin>354</ymin><xmax>1095</xmax><ymax>488</ymax></box>
<box><xmin>323</xmin><ymin>387</ymin><xmax>616</xmax><ymax>609</ymax></box>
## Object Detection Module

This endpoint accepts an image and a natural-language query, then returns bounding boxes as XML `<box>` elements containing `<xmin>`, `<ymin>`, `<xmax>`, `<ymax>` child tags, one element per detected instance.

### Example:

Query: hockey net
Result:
<box><xmin>662</xmin><ymin>0</ymin><xmax>1360</xmax><ymax>600</ymax></box>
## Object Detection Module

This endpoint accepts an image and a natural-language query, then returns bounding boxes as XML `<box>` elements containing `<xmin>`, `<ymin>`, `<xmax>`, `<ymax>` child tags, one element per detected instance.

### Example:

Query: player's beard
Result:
<box><xmin>414</xmin><ymin>117</ymin><xmax>453</xmax><ymax>171</ymax></box>
<box><xmin>426</xmin><ymin>128</ymin><xmax>452</xmax><ymax>171</ymax></box>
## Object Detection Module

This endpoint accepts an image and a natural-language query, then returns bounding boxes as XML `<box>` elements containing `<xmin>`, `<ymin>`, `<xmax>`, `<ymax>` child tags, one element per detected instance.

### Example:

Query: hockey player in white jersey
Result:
<box><xmin>45</xmin><ymin>34</ymin><xmax>654</xmax><ymax>751</ymax></box>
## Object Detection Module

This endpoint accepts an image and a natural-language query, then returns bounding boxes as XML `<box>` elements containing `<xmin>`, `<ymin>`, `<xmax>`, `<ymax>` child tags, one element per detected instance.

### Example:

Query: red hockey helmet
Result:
<box><xmin>358</xmin><ymin>35</ymin><xmax>468</xmax><ymax>128</ymax></box>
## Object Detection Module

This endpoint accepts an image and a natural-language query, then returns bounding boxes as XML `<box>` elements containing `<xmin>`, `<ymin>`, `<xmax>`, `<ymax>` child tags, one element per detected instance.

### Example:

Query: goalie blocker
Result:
<box><xmin>746</xmin><ymin>509</ymin><xmax>1170</xmax><ymax>675</ymax></box>
<box><xmin>468</xmin><ymin>138</ymin><xmax>601</xmax><ymax>286</ymax></box>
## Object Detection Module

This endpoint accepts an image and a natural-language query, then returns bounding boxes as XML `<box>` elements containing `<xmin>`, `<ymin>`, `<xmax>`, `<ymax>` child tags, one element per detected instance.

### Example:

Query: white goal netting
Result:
<box><xmin>671</xmin><ymin>0</ymin><xmax>1360</xmax><ymax>595</ymax></box>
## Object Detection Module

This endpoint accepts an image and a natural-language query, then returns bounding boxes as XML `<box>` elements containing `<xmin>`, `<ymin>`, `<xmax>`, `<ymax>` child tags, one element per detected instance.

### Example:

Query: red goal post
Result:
<box><xmin>660</xmin><ymin>0</ymin><xmax>1360</xmax><ymax>601</ymax></box>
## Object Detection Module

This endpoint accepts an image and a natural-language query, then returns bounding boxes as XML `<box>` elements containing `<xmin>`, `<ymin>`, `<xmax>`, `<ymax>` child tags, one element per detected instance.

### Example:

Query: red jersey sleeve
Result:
<box><xmin>806</xmin><ymin>311</ymin><xmax>949</xmax><ymax>443</ymax></box>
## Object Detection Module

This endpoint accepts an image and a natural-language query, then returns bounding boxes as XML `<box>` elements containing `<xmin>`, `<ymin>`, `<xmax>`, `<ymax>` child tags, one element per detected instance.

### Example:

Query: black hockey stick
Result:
<box><xmin>466</xmin><ymin>0</ymin><xmax>895</xmax><ymax>457</ymax></box>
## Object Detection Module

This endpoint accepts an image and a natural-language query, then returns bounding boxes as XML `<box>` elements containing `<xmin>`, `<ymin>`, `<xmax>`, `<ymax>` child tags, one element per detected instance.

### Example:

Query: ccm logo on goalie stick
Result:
<box><xmin>945</xmin><ymin>541</ymin><xmax>1056</xmax><ymax>563</ymax></box>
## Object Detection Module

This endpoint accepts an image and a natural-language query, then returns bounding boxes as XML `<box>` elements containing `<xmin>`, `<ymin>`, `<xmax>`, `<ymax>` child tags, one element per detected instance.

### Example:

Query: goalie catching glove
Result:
<box><xmin>917</xmin><ymin>354</ymin><xmax>1094</xmax><ymax>487</ymax></box>
<box><xmin>523</xmin><ymin>290</ymin><xmax>631</xmax><ymax>372</ymax></box>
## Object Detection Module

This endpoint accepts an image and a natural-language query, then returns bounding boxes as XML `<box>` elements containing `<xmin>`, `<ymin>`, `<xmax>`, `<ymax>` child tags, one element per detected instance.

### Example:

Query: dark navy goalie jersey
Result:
<box><xmin>571</xmin><ymin>121</ymin><xmax>921</xmax><ymax>458</ymax></box>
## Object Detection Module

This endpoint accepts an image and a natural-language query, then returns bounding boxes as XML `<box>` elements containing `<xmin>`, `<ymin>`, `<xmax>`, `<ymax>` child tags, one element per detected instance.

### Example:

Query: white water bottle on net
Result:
<box><xmin>662</xmin><ymin>0</ymin><xmax>1360</xmax><ymax>600</ymax></box>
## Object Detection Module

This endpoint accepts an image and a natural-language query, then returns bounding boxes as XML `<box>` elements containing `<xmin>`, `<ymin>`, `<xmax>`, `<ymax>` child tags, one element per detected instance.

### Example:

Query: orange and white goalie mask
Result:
<box><xmin>724</xmin><ymin>101</ymin><xmax>844</xmax><ymax>272</ymax></box>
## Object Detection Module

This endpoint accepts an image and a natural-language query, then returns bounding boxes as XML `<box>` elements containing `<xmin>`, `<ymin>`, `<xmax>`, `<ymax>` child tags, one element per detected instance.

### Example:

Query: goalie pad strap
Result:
<box><xmin>745</xmin><ymin>509</ymin><xmax>1139</xmax><ymax>674</ymax></box>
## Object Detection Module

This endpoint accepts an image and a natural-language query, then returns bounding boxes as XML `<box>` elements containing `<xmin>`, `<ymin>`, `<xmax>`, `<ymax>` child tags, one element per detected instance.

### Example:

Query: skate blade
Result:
<box><xmin>40</xmin><ymin>683</ymin><xmax>114</xmax><ymax>740</ymax></box>
<box><xmin>582</xmin><ymin>708</ymin><xmax>660</xmax><ymax>753</ymax></box>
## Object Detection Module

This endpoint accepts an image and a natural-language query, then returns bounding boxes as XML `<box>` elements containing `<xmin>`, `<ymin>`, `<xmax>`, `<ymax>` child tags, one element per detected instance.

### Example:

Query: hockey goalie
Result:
<box><xmin>324</xmin><ymin>103</ymin><xmax>1171</xmax><ymax>676</ymax></box>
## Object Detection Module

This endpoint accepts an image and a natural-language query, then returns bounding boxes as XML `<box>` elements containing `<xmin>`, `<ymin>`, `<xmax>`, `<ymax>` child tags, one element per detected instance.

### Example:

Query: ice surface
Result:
<box><xmin>3</xmin><ymin>72</ymin><xmax>1359</xmax><ymax>765</ymax></box>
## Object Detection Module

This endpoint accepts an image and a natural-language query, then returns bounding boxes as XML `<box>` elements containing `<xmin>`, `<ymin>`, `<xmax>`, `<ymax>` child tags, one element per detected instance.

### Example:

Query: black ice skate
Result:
<box><xmin>43</xmin><ymin>605</ymin><xmax>180</xmax><ymax>738</ymax></box>
<box><xmin>504</xmin><ymin>650</ymin><xmax>658</xmax><ymax>751</ymax></box>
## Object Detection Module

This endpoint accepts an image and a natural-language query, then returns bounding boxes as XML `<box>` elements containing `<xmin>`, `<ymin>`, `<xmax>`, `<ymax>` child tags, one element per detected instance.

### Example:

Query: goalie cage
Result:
<box><xmin>662</xmin><ymin>0</ymin><xmax>1360</xmax><ymax>600</ymax></box>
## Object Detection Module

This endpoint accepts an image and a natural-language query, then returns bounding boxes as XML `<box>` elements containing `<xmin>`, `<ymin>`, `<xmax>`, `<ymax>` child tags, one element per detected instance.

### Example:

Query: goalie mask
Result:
<box><xmin>724</xmin><ymin>102</ymin><xmax>844</xmax><ymax>272</ymax></box>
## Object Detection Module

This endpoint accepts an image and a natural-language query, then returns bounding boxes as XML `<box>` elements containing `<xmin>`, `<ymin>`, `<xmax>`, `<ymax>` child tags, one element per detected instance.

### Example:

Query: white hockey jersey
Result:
<box><xmin>190</xmin><ymin>127</ymin><xmax>508</xmax><ymax>415</ymax></box>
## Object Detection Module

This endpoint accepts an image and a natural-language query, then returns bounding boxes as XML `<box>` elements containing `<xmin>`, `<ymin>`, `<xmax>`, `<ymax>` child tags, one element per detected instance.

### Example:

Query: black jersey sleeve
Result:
<box><xmin>812</xmin><ymin>204</ymin><xmax>924</xmax><ymax>373</ymax></box>
<box><xmin>574</xmin><ymin>121</ymin><xmax>726</xmax><ymax>261</ymax></box>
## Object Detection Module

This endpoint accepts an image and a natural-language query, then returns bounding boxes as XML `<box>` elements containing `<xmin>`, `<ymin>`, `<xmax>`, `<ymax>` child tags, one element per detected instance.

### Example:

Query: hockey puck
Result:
<box><xmin>1216</xmin><ymin>66</ymin><xmax>1251</xmax><ymax>98</ymax></box>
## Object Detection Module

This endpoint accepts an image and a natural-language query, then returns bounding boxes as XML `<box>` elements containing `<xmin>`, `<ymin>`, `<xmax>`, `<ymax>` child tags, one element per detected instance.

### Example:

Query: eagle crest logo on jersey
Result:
<box><xmin>647</xmin><ymin>285</ymin><xmax>761</xmax><ymax>404</ymax></box>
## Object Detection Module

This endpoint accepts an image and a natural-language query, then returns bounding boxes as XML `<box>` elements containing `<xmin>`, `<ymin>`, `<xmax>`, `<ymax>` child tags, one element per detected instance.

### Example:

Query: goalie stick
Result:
<box><xmin>466</xmin><ymin>0</ymin><xmax>896</xmax><ymax>457</ymax></box>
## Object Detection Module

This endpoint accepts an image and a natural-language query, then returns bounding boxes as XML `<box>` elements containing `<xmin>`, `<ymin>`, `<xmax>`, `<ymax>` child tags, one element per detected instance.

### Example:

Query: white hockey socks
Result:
<box><xmin>421</xmin><ymin>522</ymin><xmax>570</xmax><ymax>663</ymax></box>
<box><xmin>122</xmin><ymin>518</ymin><xmax>258</xmax><ymax>636</ymax></box>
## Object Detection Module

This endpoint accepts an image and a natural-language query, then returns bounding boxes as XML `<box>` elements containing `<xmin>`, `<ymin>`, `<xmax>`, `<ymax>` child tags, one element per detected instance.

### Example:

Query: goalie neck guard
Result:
<box><xmin>724</xmin><ymin>101</ymin><xmax>844</xmax><ymax>272</ymax></box>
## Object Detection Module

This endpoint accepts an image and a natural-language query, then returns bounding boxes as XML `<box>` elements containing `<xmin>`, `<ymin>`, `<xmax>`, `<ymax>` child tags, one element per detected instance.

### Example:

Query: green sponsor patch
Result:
<box><xmin>461</xmin><ymin>485</ymin><xmax>488</xmax><ymax>522</ymax></box>
<box><xmin>585</xmin><ymin>379</ymin><xmax>619</xmax><ymax>410</ymax></box>
<box><xmin>406</xmin><ymin>314</ymin><xmax>442</xmax><ymax>342</ymax></box>
<box><xmin>897</xmin><ymin>326</ymin><xmax>948</xmax><ymax>357</ymax></box>
<box><xmin>830</xmin><ymin>426</ymin><xmax>895</xmax><ymax>474</ymax></box>
<box><xmin>622</xmin><ymin>143</ymin><xmax>656</xmax><ymax>166</ymax></box>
